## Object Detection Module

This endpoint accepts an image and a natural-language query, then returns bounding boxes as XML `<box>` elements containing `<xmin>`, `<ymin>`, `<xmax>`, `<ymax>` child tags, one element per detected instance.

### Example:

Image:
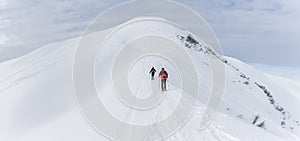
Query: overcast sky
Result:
<box><xmin>0</xmin><ymin>0</ymin><xmax>300</xmax><ymax>68</ymax></box>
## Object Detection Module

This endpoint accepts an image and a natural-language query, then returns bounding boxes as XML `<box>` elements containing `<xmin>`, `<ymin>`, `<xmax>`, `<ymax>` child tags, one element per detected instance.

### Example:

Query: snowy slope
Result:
<box><xmin>0</xmin><ymin>18</ymin><xmax>299</xmax><ymax>141</ymax></box>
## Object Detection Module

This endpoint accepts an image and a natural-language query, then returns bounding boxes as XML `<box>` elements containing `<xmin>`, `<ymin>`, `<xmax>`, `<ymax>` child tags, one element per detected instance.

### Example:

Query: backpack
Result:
<box><xmin>161</xmin><ymin>71</ymin><xmax>167</xmax><ymax>78</ymax></box>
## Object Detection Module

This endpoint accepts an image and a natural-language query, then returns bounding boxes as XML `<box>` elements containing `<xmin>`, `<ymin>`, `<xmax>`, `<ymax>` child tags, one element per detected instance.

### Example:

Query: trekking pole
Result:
<box><xmin>158</xmin><ymin>76</ymin><xmax>160</xmax><ymax>91</ymax></box>
<box><xmin>167</xmin><ymin>81</ymin><xmax>169</xmax><ymax>91</ymax></box>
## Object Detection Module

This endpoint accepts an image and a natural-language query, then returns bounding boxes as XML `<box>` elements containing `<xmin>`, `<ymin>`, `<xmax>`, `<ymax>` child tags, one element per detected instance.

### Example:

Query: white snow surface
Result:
<box><xmin>0</xmin><ymin>18</ymin><xmax>300</xmax><ymax>141</ymax></box>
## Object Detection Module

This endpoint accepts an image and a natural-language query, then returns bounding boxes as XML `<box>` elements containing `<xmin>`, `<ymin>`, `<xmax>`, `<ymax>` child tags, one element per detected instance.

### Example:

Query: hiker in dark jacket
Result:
<box><xmin>149</xmin><ymin>67</ymin><xmax>156</xmax><ymax>80</ymax></box>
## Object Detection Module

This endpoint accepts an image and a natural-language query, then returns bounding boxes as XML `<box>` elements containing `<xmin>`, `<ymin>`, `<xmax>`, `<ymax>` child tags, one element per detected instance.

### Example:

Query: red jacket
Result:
<box><xmin>158</xmin><ymin>70</ymin><xmax>168</xmax><ymax>80</ymax></box>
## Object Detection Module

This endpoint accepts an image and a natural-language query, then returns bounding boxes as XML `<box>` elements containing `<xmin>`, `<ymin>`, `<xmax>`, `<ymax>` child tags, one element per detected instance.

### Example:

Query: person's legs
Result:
<box><xmin>151</xmin><ymin>72</ymin><xmax>155</xmax><ymax>80</ymax></box>
<box><xmin>163</xmin><ymin>80</ymin><xmax>167</xmax><ymax>91</ymax></box>
<box><xmin>161</xmin><ymin>80</ymin><xmax>166</xmax><ymax>91</ymax></box>
<box><xmin>161</xmin><ymin>79</ymin><xmax>164</xmax><ymax>91</ymax></box>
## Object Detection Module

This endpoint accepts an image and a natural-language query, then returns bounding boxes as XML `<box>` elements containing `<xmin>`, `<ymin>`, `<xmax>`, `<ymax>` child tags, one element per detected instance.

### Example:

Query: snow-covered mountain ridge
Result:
<box><xmin>0</xmin><ymin>19</ymin><xmax>299</xmax><ymax>140</ymax></box>
<box><xmin>178</xmin><ymin>34</ymin><xmax>300</xmax><ymax>133</ymax></box>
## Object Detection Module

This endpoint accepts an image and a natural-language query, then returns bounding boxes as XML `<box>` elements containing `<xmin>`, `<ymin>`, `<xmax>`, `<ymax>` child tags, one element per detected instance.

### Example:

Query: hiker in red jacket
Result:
<box><xmin>158</xmin><ymin>68</ymin><xmax>168</xmax><ymax>91</ymax></box>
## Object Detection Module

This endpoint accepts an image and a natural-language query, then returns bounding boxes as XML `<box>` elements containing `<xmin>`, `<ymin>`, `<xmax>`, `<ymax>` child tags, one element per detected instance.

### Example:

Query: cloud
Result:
<box><xmin>180</xmin><ymin>0</ymin><xmax>300</xmax><ymax>67</ymax></box>
<box><xmin>0</xmin><ymin>0</ymin><xmax>122</xmax><ymax>62</ymax></box>
<box><xmin>0</xmin><ymin>32</ymin><xmax>9</xmax><ymax>45</ymax></box>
